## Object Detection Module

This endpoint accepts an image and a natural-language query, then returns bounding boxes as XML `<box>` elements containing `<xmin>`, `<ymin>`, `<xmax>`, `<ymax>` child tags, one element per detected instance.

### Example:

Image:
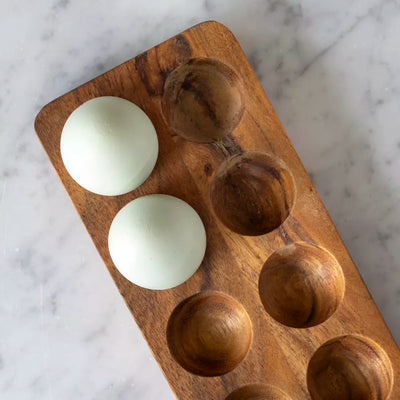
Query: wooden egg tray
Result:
<box><xmin>35</xmin><ymin>21</ymin><xmax>399</xmax><ymax>399</ymax></box>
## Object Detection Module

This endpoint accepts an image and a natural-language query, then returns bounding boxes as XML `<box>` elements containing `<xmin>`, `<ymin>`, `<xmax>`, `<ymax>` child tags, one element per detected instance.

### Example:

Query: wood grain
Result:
<box><xmin>34</xmin><ymin>21</ymin><xmax>399</xmax><ymax>399</ymax></box>
<box><xmin>162</xmin><ymin>57</ymin><xmax>244</xmax><ymax>143</ymax></box>
<box><xmin>210</xmin><ymin>151</ymin><xmax>296</xmax><ymax>236</ymax></box>
<box><xmin>225</xmin><ymin>384</ymin><xmax>292</xmax><ymax>400</ymax></box>
<box><xmin>258</xmin><ymin>242</ymin><xmax>345</xmax><ymax>328</ymax></box>
<box><xmin>307</xmin><ymin>335</ymin><xmax>393</xmax><ymax>400</ymax></box>
<box><xmin>167</xmin><ymin>291</ymin><xmax>252</xmax><ymax>377</ymax></box>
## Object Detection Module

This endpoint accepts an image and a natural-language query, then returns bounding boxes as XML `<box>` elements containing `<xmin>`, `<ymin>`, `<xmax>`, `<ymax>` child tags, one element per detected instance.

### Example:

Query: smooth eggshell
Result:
<box><xmin>60</xmin><ymin>96</ymin><xmax>158</xmax><ymax>196</ymax></box>
<box><xmin>108</xmin><ymin>194</ymin><xmax>207</xmax><ymax>290</ymax></box>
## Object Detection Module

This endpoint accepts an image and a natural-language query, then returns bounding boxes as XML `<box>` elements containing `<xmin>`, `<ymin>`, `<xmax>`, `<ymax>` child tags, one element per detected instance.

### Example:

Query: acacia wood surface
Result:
<box><xmin>35</xmin><ymin>21</ymin><xmax>399</xmax><ymax>399</ymax></box>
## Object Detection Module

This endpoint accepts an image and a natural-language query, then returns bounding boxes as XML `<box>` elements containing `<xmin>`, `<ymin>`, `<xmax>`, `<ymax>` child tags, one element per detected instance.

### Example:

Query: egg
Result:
<box><xmin>60</xmin><ymin>96</ymin><xmax>158</xmax><ymax>196</ymax></box>
<box><xmin>108</xmin><ymin>194</ymin><xmax>207</xmax><ymax>290</ymax></box>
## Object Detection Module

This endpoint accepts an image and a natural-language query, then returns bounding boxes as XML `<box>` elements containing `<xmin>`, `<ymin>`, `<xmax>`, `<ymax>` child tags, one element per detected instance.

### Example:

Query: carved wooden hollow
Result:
<box><xmin>162</xmin><ymin>57</ymin><xmax>245</xmax><ymax>143</ymax></box>
<box><xmin>307</xmin><ymin>335</ymin><xmax>393</xmax><ymax>400</ymax></box>
<box><xmin>210</xmin><ymin>151</ymin><xmax>296</xmax><ymax>236</ymax></box>
<box><xmin>167</xmin><ymin>291</ymin><xmax>252</xmax><ymax>376</ymax></box>
<box><xmin>225</xmin><ymin>384</ymin><xmax>292</xmax><ymax>400</ymax></box>
<box><xmin>259</xmin><ymin>242</ymin><xmax>345</xmax><ymax>328</ymax></box>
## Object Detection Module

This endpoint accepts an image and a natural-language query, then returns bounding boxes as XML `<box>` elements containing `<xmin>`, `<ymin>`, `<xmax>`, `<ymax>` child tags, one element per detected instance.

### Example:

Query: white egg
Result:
<box><xmin>108</xmin><ymin>194</ymin><xmax>207</xmax><ymax>290</ymax></box>
<box><xmin>60</xmin><ymin>96</ymin><xmax>158</xmax><ymax>196</ymax></box>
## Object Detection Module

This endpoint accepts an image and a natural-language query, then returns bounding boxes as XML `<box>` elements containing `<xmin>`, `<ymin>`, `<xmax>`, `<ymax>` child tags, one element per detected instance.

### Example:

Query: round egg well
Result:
<box><xmin>167</xmin><ymin>291</ymin><xmax>252</xmax><ymax>376</ymax></box>
<box><xmin>225</xmin><ymin>384</ymin><xmax>292</xmax><ymax>400</ymax></box>
<box><xmin>162</xmin><ymin>57</ymin><xmax>245</xmax><ymax>143</ymax></box>
<box><xmin>258</xmin><ymin>242</ymin><xmax>345</xmax><ymax>328</ymax></box>
<box><xmin>307</xmin><ymin>334</ymin><xmax>393</xmax><ymax>400</ymax></box>
<box><xmin>210</xmin><ymin>151</ymin><xmax>296</xmax><ymax>236</ymax></box>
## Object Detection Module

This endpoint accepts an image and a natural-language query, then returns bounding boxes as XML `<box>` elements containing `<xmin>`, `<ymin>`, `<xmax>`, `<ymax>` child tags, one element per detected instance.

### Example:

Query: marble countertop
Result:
<box><xmin>1</xmin><ymin>0</ymin><xmax>399</xmax><ymax>398</ymax></box>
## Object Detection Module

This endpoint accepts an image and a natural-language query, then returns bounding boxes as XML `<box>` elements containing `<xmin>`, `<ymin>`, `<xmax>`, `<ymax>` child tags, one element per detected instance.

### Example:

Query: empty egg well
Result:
<box><xmin>225</xmin><ymin>384</ymin><xmax>291</xmax><ymax>400</ymax></box>
<box><xmin>258</xmin><ymin>243</ymin><xmax>345</xmax><ymax>328</ymax></box>
<box><xmin>210</xmin><ymin>151</ymin><xmax>295</xmax><ymax>236</ymax></box>
<box><xmin>166</xmin><ymin>291</ymin><xmax>252</xmax><ymax>376</ymax></box>
<box><xmin>307</xmin><ymin>335</ymin><xmax>393</xmax><ymax>400</ymax></box>
<box><xmin>162</xmin><ymin>58</ymin><xmax>245</xmax><ymax>143</ymax></box>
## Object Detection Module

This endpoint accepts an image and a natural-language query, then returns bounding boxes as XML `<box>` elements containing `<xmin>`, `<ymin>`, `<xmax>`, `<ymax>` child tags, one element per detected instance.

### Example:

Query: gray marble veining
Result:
<box><xmin>0</xmin><ymin>0</ymin><xmax>399</xmax><ymax>399</ymax></box>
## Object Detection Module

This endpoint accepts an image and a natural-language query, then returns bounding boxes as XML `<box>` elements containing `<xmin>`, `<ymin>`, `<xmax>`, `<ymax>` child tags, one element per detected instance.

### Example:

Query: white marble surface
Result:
<box><xmin>1</xmin><ymin>0</ymin><xmax>399</xmax><ymax>399</ymax></box>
